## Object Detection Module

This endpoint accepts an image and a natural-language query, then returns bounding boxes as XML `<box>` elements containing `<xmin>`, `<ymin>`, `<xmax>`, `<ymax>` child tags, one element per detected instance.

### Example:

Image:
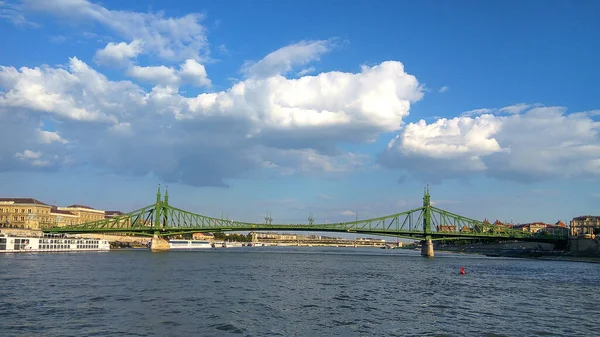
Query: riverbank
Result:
<box><xmin>437</xmin><ymin>241</ymin><xmax>600</xmax><ymax>263</ymax></box>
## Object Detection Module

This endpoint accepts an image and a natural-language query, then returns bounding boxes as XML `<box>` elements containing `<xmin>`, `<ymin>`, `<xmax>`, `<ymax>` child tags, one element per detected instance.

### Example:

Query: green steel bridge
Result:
<box><xmin>44</xmin><ymin>186</ymin><xmax>568</xmax><ymax>245</ymax></box>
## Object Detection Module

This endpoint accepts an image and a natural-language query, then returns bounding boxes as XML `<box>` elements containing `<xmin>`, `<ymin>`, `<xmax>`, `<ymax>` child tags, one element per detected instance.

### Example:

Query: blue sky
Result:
<box><xmin>0</xmin><ymin>0</ymin><xmax>599</xmax><ymax>226</ymax></box>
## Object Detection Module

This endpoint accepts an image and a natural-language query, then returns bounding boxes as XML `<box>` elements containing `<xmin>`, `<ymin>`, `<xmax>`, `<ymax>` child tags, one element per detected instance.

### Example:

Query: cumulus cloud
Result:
<box><xmin>0</xmin><ymin>58</ymin><xmax>127</xmax><ymax>123</ymax></box>
<box><xmin>15</xmin><ymin>149</ymin><xmax>41</xmax><ymax>160</ymax></box>
<box><xmin>94</xmin><ymin>40</ymin><xmax>144</xmax><ymax>67</ymax></box>
<box><xmin>15</xmin><ymin>150</ymin><xmax>51</xmax><ymax>167</ymax></box>
<box><xmin>380</xmin><ymin>105</ymin><xmax>600</xmax><ymax>182</ymax></box>
<box><xmin>18</xmin><ymin>0</ymin><xmax>209</xmax><ymax>62</ymax></box>
<box><xmin>242</xmin><ymin>39</ymin><xmax>336</xmax><ymax>78</ymax></box>
<box><xmin>127</xmin><ymin>59</ymin><xmax>211</xmax><ymax>87</ymax></box>
<box><xmin>0</xmin><ymin>49</ymin><xmax>423</xmax><ymax>186</ymax></box>
<box><xmin>439</xmin><ymin>86</ymin><xmax>449</xmax><ymax>93</ymax></box>
<box><xmin>38</xmin><ymin>130</ymin><xmax>68</xmax><ymax>144</ymax></box>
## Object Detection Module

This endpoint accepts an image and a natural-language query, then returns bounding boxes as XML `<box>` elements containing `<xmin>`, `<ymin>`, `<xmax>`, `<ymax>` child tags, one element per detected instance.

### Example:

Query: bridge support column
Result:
<box><xmin>150</xmin><ymin>234</ymin><xmax>170</xmax><ymax>252</ymax></box>
<box><xmin>421</xmin><ymin>239</ymin><xmax>434</xmax><ymax>258</ymax></box>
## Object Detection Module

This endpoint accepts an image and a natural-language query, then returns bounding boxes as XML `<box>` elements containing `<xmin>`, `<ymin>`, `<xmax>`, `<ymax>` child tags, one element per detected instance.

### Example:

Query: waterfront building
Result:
<box><xmin>0</xmin><ymin>198</ymin><xmax>54</xmax><ymax>229</ymax></box>
<box><xmin>0</xmin><ymin>198</ymin><xmax>111</xmax><ymax>229</ymax></box>
<box><xmin>192</xmin><ymin>232</ymin><xmax>215</xmax><ymax>240</ymax></box>
<box><xmin>514</xmin><ymin>222</ymin><xmax>547</xmax><ymax>233</ymax></box>
<box><xmin>356</xmin><ymin>237</ymin><xmax>386</xmax><ymax>243</ymax></box>
<box><xmin>437</xmin><ymin>225</ymin><xmax>456</xmax><ymax>232</ymax></box>
<box><xmin>57</xmin><ymin>205</ymin><xmax>105</xmax><ymax>224</ymax></box>
<box><xmin>252</xmin><ymin>232</ymin><xmax>302</xmax><ymax>241</ymax></box>
<box><xmin>105</xmin><ymin>211</ymin><xmax>125</xmax><ymax>218</ymax></box>
<box><xmin>570</xmin><ymin>216</ymin><xmax>600</xmax><ymax>237</ymax></box>
<box><xmin>50</xmin><ymin>206</ymin><xmax>78</xmax><ymax>227</ymax></box>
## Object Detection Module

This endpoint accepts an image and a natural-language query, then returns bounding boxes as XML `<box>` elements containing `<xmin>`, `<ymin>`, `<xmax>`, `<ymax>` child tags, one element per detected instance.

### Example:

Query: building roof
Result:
<box><xmin>0</xmin><ymin>198</ymin><xmax>49</xmax><ymax>206</ymax></box>
<box><xmin>65</xmin><ymin>204</ymin><xmax>95</xmax><ymax>209</ymax></box>
<box><xmin>572</xmin><ymin>215</ymin><xmax>600</xmax><ymax>221</ymax></box>
<box><xmin>50</xmin><ymin>207</ymin><xmax>76</xmax><ymax>216</ymax></box>
<box><xmin>105</xmin><ymin>211</ymin><xmax>124</xmax><ymax>218</ymax></box>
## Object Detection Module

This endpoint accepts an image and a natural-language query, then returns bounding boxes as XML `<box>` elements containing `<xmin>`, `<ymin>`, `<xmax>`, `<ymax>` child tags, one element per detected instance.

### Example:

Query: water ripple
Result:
<box><xmin>0</xmin><ymin>248</ymin><xmax>599</xmax><ymax>336</ymax></box>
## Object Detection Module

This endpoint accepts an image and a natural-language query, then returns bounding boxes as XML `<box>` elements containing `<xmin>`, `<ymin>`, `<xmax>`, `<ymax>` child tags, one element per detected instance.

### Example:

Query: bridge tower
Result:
<box><xmin>150</xmin><ymin>184</ymin><xmax>170</xmax><ymax>252</ymax></box>
<box><xmin>154</xmin><ymin>184</ymin><xmax>163</xmax><ymax>229</ymax></box>
<box><xmin>164</xmin><ymin>185</ymin><xmax>169</xmax><ymax>206</ymax></box>
<box><xmin>421</xmin><ymin>185</ymin><xmax>434</xmax><ymax>257</ymax></box>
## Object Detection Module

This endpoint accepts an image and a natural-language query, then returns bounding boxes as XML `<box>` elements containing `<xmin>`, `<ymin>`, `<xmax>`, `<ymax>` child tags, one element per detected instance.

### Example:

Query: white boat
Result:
<box><xmin>169</xmin><ymin>239</ymin><xmax>212</xmax><ymax>250</ymax></box>
<box><xmin>221</xmin><ymin>241</ymin><xmax>243</xmax><ymax>248</ymax></box>
<box><xmin>0</xmin><ymin>233</ymin><xmax>110</xmax><ymax>253</ymax></box>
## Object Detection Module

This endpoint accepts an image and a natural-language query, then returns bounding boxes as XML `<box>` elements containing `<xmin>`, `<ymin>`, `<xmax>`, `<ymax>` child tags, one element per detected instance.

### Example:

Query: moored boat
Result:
<box><xmin>168</xmin><ymin>239</ymin><xmax>212</xmax><ymax>250</ymax></box>
<box><xmin>0</xmin><ymin>232</ymin><xmax>110</xmax><ymax>253</ymax></box>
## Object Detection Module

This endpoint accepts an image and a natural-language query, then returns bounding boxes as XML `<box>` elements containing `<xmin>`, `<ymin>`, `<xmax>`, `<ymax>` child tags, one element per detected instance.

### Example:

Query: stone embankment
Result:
<box><xmin>437</xmin><ymin>240</ymin><xmax>600</xmax><ymax>263</ymax></box>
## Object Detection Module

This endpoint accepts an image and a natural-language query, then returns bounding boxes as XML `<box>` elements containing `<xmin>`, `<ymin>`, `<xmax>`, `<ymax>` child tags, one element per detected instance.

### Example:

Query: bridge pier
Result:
<box><xmin>150</xmin><ymin>234</ymin><xmax>170</xmax><ymax>252</ymax></box>
<box><xmin>421</xmin><ymin>239</ymin><xmax>434</xmax><ymax>258</ymax></box>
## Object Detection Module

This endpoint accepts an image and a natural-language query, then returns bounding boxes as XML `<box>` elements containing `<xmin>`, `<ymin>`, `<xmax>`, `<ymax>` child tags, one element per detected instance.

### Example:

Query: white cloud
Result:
<box><xmin>0</xmin><ymin>57</ymin><xmax>126</xmax><ymax>123</ymax></box>
<box><xmin>38</xmin><ymin>130</ymin><xmax>68</xmax><ymax>144</ymax></box>
<box><xmin>380</xmin><ymin>105</ymin><xmax>600</xmax><ymax>182</ymax></box>
<box><xmin>127</xmin><ymin>59</ymin><xmax>210</xmax><ymax>87</ymax></box>
<box><xmin>242</xmin><ymin>39</ymin><xmax>336</xmax><ymax>78</ymax></box>
<box><xmin>340</xmin><ymin>210</ymin><xmax>356</xmax><ymax>216</ymax></box>
<box><xmin>19</xmin><ymin>0</ymin><xmax>209</xmax><ymax>62</ymax></box>
<box><xmin>260</xmin><ymin>148</ymin><xmax>370</xmax><ymax>176</ymax></box>
<box><xmin>15</xmin><ymin>149</ymin><xmax>49</xmax><ymax>167</ymax></box>
<box><xmin>94</xmin><ymin>40</ymin><xmax>144</xmax><ymax>67</ymax></box>
<box><xmin>15</xmin><ymin>149</ymin><xmax>41</xmax><ymax>160</ymax></box>
<box><xmin>0</xmin><ymin>0</ymin><xmax>37</xmax><ymax>26</ymax></box>
<box><xmin>460</xmin><ymin>108</ymin><xmax>493</xmax><ymax>117</ymax></box>
<box><xmin>179</xmin><ymin>59</ymin><xmax>211</xmax><ymax>87</ymax></box>
<box><xmin>586</xmin><ymin>110</ymin><xmax>600</xmax><ymax>116</ymax></box>
<box><xmin>297</xmin><ymin>67</ymin><xmax>316</xmax><ymax>76</ymax></box>
<box><xmin>0</xmin><ymin>49</ymin><xmax>423</xmax><ymax>186</ymax></box>
<box><xmin>439</xmin><ymin>86</ymin><xmax>449</xmax><ymax>93</ymax></box>
<box><xmin>499</xmin><ymin>103</ymin><xmax>530</xmax><ymax>114</ymax></box>
<box><xmin>128</xmin><ymin>65</ymin><xmax>179</xmax><ymax>86</ymax></box>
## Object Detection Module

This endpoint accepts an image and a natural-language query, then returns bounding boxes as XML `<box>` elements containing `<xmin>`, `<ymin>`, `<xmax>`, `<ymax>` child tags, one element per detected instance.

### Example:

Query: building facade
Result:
<box><xmin>50</xmin><ymin>207</ymin><xmax>79</xmax><ymax>227</ymax></box>
<box><xmin>57</xmin><ymin>205</ymin><xmax>105</xmax><ymax>224</ymax></box>
<box><xmin>192</xmin><ymin>232</ymin><xmax>215</xmax><ymax>240</ymax></box>
<box><xmin>570</xmin><ymin>216</ymin><xmax>600</xmax><ymax>236</ymax></box>
<box><xmin>0</xmin><ymin>198</ymin><xmax>55</xmax><ymax>229</ymax></box>
<box><xmin>0</xmin><ymin>198</ymin><xmax>110</xmax><ymax>229</ymax></box>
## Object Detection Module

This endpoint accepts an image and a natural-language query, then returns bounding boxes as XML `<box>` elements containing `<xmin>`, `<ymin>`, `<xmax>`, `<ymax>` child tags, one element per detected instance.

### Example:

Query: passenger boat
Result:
<box><xmin>0</xmin><ymin>232</ymin><xmax>110</xmax><ymax>253</ymax></box>
<box><xmin>168</xmin><ymin>239</ymin><xmax>212</xmax><ymax>250</ymax></box>
<box><xmin>222</xmin><ymin>241</ymin><xmax>243</xmax><ymax>248</ymax></box>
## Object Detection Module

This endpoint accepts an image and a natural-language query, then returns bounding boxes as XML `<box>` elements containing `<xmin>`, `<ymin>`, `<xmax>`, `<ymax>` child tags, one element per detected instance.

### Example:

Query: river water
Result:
<box><xmin>0</xmin><ymin>247</ymin><xmax>598</xmax><ymax>336</ymax></box>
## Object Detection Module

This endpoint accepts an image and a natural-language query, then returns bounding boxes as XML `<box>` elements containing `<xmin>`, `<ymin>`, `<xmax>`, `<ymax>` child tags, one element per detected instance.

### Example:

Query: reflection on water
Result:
<box><xmin>0</xmin><ymin>247</ymin><xmax>598</xmax><ymax>336</ymax></box>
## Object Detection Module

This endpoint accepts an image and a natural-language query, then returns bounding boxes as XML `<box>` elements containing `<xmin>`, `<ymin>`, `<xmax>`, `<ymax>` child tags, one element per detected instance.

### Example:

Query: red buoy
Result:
<box><xmin>460</xmin><ymin>267</ymin><xmax>466</xmax><ymax>275</ymax></box>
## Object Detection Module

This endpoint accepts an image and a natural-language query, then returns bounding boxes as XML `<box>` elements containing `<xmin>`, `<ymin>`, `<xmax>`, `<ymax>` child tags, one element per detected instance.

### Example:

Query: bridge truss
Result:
<box><xmin>43</xmin><ymin>186</ymin><xmax>567</xmax><ymax>242</ymax></box>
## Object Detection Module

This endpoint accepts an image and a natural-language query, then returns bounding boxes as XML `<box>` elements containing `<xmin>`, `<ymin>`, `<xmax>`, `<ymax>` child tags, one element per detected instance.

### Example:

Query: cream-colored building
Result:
<box><xmin>0</xmin><ymin>198</ymin><xmax>55</xmax><ymax>229</ymax></box>
<box><xmin>252</xmin><ymin>232</ymin><xmax>302</xmax><ymax>241</ymax></box>
<box><xmin>0</xmin><ymin>198</ymin><xmax>108</xmax><ymax>229</ymax></box>
<box><xmin>570</xmin><ymin>216</ymin><xmax>600</xmax><ymax>236</ymax></box>
<box><xmin>193</xmin><ymin>232</ymin><xmax>215</xmax><ymax>240</ymax></box>
<box><xmin>50</xmin><ymin>207</ymin><xmax>79</xmax><ymax>227</ymax></box>
<box><xmin>57</xmin><ymin>205</ymin><xmax>105</xmax><ymax>224</ymax></box>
